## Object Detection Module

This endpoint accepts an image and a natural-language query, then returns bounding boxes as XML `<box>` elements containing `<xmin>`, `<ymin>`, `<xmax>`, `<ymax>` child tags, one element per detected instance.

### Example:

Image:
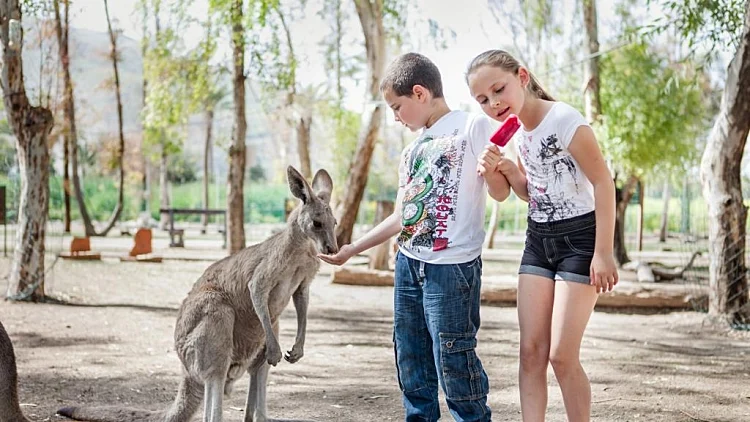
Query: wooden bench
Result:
<box><xmin>160</xmin><ymin>208</ymin><xmax>228</xmax><ymax>248</ymax></box>
<box><xmin>59</xmin><ymin>236</ymin><xmax>102</xmax><ymax>260</ymax></box>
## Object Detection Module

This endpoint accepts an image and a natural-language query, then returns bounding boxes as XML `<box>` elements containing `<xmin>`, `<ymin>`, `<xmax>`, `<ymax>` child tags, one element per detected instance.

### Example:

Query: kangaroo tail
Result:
<box><xmin>57</xmin><ymin>378</ymin><xmax>203</xmax><ymax>422</ymax></box>
<box><xmin>56</xmin><ymin>406</ymin><xmax>160</xmax><ymax>422</ymax></box>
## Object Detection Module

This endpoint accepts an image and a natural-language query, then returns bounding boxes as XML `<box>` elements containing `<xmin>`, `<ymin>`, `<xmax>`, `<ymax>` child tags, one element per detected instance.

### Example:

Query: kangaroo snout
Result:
<box><xmin>323</xmin><ymin>243</ymin><xmax>339</xmax><ymax>255</ymax></box>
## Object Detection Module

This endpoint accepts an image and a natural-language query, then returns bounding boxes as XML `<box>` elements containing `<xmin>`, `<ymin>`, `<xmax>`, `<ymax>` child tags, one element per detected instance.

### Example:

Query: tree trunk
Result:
<box><xmin>369</xmin><ymin>200</ymin><xmax>394</xmax><ymax>270</ymax></box>
<box><xmin>680</xmin><ymin>177</ymin><xmax>691</xmax><ymax>234</ymax></box>
<box><xmin>582</xmin><ymin>0</ymin><xmax>601</xmax><ymax>123</ymax></box>
<box><xmin>140</xmin><ymin>1</ymin><xmax>149</xmax><ymax>215</ymax></box>
<box><xmin>202</xmin><ymin>108</ymin><xmax>214</xmax><ymax>233</ymax></box>
<box><xmin>659</xmin><ymin>179</ymin><xmax>670</xmax><ymax>242</ymax></box>
<box><xmin>485</xmin><ymin>201</ymin><xmax>499</xmax><ymax>249</ymax></box>
<box><xmin>227</xmin><ymin>0</ymin><xmax>247</xmax><ymax>253</ymax></box>
<box><xmin>53</xmin><ymin>0</ymin><xmax>95</xmax><ymax>236</ymax></box>
<box><xmin>699</xmin><ymin>0</ymin><xmax>750</xmax><ymax>325</ymax></box>
<box><xmin>63</xmin><ymin>133</ymin><xmax>71</xmax><ymax>233</ymax></box>
<box><xmin>1</xmin><ymin>2</ymin><xmax>55</xmax><ymax>301</ymax></box>
<box><xmin>96</xmin><ymin>0</ymin><xmax>125</xmax><ymax>236</ymax></box>
<box><xmin>614</xmin><ymin>175</ymin><xmax>638</xmax><ymax>266</ymax></box>
<box><xmin>159</xmin><ymin>147</ymin><xmax>169</xmax><ymax>230</ymax></box>
<box><xmin>296</xmin><ymin>115</ymin><xmax>312</xmax><ymax>180</ymax></box>
<box><xmin>334</xmin><ymin>0</ymin><xmax>386</xmax><ymax>246</ymax></box>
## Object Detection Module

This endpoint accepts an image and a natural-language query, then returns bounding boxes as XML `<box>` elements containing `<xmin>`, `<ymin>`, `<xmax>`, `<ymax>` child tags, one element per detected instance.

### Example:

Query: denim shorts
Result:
<box><xmin>519</xmin><ymin>211</ymin><xmax>596</xmax><ymax>284</ymax></box>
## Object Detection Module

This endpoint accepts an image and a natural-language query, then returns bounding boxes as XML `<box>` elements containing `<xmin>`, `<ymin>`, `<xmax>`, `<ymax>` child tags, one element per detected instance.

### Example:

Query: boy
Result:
<box><xmin>319</xmin><ymin>52</ymin><xmax>509</xmax><ymax>422</ymax></box>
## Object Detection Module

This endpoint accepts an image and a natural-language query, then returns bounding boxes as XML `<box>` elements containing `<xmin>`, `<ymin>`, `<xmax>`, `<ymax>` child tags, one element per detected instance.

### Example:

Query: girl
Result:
<box><xmin>468</xmin><ymin>49</ymin><xmax>618</xmax><ymax>422</ymax></box>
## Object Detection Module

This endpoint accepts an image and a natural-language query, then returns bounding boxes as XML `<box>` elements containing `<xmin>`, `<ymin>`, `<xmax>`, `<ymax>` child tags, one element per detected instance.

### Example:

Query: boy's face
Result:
<box><xmin>468</xmin><ymin>65</ymin><xmax>529</xmax><ymax>123</ymax></box>
<box><xmin>384</xmin><ymin>86</ymin><xmax>429</xmax><ymax>132</ymax></box>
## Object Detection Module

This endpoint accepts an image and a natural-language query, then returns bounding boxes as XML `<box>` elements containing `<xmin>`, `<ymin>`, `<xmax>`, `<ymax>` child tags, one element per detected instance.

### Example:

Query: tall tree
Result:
<box><xmin>52</xmin><ymin>0</ymin><xmax>96</xmax><ymax>236</ymax></box>
<box><xmin>318</xmin><ymin>0</ymin><xmax>364</xmax><ymax>199</ymax></box>
<box><xmin>645</xmin><ymin>0</ymin><xmax>749</xmax><ymax>323</ymax></box>
<box><xmin>97</xmin><ymin>0</ymin><xmax>126</xmax><ymax>235</ymax></box>
<box><xmin>1</xmin><ymin>0</ymin><xmax>55</xmax><ymax>301</ymax></box>
<box><xmin>696</xmin><ymin>1</ymin><xmax>749</xmax><ymax>324</ymax></box>
<box><xmin>582</xmin><ymin>0</ymin><xmax>601</xmax><ymax>123</ymax></box>
<box><xmin>227</xmin><ymin>0</ymin><xmax>248</xmax><ymax>253</ymax></box>
<box><xmin>251</xmin><ymin>2</ymin><xmax>311</xmax><ymax>178</ymax></box>
<box><xmin>140</xmin><ymin>0</ymin><xmax>151</xmax><ymax>216</ymax></box>
<box><xmin>598</xmin><ymin>42</ymin><xmax>709</xmax><ymax>264</ymax></box>
<box><xmin>333</xmin><ymin>0</ymin><xmax>386</xmax><ymax>246</ymax></box>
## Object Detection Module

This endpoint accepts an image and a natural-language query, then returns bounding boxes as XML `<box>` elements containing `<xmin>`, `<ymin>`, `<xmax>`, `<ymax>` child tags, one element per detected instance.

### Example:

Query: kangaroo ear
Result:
<box><xmin>311</xmin><ymin>169</ymin><xmax>333</xmax><ymax>204</ymax></box>
<box><xmin>287</xmin><ymin>166</ymin><xmax>312</xmax><ymax>203</ymax></box>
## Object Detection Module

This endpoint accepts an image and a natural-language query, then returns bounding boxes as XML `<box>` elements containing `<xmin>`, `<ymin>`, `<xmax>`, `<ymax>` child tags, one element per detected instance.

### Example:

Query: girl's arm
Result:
<box><xmin>568</xmin><ymin>125</ymin><xmax>618</xmax><ymax>291</ymax></box>
<box><xmin>500</xmin><ymin>157</ymin><xmax>529</xmax><ymax>202</ymax></box>
<box><xmin>478</xmin><ymin>144</ymin><xmax>511</xmax><ymax>202</ymax></box>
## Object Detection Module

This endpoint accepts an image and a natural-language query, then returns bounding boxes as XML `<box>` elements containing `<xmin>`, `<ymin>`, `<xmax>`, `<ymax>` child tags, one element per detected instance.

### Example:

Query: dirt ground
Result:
<box><xmin>1</xmin><ymin>234</ymin><xmax>749</xmax><ymax>422</ymax></box>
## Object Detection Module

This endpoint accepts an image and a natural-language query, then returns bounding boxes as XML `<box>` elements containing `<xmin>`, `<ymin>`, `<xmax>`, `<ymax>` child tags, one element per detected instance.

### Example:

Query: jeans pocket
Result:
<box><xmin>438</xmin><ymin>332</ymin><xmax>488</xmax><ymax>401</ymax></box>
<box><xmin>450</xmin><ymin>258</ymin><xmax>480</xmax><ymax>293</ymax></box>
<box><xmin>564</xmin><ymin>229</ymin><xmax>596</xmax><ymax>256</ymax></box>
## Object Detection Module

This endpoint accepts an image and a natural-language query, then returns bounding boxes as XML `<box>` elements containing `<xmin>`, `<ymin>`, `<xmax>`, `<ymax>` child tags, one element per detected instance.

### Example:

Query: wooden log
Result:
<box><xmin>331</xmin><ymin>266</ymin><xmax>394</xmax><ymax>286</ymax></box>
<box><xmin>596</xmin><ymin>285</ymin><xmax>708</xmax><ymax>309</ymax></box>
<box><xmin>479</xmin><ymin>281</ymin><xmax>707</xmax><ymax>309</ymax></box>
<box><xmin>332</xmin><ymin>267</ymin><xmax>708</xmax><ymax>310</ymax></box>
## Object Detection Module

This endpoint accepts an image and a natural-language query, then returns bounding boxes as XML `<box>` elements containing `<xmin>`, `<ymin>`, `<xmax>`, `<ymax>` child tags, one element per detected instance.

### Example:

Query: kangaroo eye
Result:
<box><xmin>313</xmin><ymin>221</ymin><xmax>322</xmax><ymax>229</ymax></box>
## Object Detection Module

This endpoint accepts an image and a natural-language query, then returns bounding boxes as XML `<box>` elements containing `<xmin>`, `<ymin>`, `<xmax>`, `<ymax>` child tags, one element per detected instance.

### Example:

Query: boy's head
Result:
<box><xmin>380</xmin><ymin>53</ymin><xmax>444</xmax><ymax>131</ymax></box>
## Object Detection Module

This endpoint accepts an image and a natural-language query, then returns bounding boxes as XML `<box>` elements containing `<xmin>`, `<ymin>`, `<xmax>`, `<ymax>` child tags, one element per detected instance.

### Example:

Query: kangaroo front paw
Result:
<box><xmin>266</xmin><ymin>341</ymin><xmax>282</xmax><ymax>366</ymax></box>
<box><xmin>284</xmin><ymin>344</ymin><xmax>304</xmax><ymax>363</ymax></box>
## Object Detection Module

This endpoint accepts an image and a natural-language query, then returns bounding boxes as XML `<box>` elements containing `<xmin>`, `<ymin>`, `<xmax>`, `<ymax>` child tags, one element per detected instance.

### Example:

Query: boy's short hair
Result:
<box><xmin>380</xmin><ymin>53</ymin><xmax>444</xmax><ymax>99</ymax></box>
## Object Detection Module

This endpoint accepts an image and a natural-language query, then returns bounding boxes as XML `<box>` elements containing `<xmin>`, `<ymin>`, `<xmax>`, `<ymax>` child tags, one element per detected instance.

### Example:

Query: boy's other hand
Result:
<box><xmin>318</xmin><ymin>244</ymin><xmax>356</xmax><ymax>266</ymax></box>
<box><xmin>477</xmin><ymin>144</ymin><xmax>502</xmax><ymax>176</ymax></box>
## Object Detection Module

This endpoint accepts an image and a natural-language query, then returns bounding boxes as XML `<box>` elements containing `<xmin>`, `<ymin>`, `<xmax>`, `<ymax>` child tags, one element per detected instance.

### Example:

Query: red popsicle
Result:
<box><xmin>490</xmin><ymin>114</ymin><xmax>521</xmax><ymax>147</ymax></box>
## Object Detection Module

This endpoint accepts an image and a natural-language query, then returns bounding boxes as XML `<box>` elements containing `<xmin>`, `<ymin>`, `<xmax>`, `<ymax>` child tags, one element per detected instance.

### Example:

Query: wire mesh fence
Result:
<box><xmin>1</xmin><ymin>173</ymin><xmax>748</xmax><ymax>326</ymax></box>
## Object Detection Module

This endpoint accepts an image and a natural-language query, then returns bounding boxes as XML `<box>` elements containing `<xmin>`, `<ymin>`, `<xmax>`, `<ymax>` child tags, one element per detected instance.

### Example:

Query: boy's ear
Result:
<box><xmin>412</xmin><ymin>84</ymin><xmax>429</xmax><ymax>102</ymax></box>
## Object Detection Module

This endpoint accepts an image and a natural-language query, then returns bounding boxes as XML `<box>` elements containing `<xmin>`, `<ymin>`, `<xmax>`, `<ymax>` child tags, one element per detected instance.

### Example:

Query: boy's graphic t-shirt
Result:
<box><xmin>517</xmin><ymin>102</ymin><xmax>595</xmax><ymax>223</ymax></box>
<box><xmin>397</xmin><ymin>110</ymin><xmax>492</xmax><ymax>265</ymax></box>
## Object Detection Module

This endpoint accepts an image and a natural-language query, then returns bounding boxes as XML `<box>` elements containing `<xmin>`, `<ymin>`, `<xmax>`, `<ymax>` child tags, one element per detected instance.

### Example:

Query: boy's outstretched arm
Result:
<box><xmin>318</xmin><ymin>189</ymin><xmax>403</xmax><ymax>266</ymax></box>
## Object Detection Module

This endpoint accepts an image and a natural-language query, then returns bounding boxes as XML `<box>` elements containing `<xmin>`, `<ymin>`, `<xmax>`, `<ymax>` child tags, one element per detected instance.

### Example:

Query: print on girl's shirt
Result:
<box><xmin>523</xmin><ymin>132</ymin><xmax>582</xmax><ymax>221</ymax></box>
<box><xmin>399</xmin><ymin>130</ymin><xmax>463</xmax><ymax>252</ymax></box>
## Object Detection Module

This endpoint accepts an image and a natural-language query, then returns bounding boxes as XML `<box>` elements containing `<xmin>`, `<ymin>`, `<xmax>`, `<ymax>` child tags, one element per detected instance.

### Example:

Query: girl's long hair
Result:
<box><xmin>466</xmin><ymin>50</ymin><xmax>555</xmax><ymax>101</ymax></box>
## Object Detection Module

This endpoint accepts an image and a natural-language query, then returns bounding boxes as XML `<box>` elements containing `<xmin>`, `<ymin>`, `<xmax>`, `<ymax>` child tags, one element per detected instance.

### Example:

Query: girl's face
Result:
<box><xmin>468</xmin><ymin>65</ymin><xmax>529</xmax><ymax>123</ymax></box>
<box><xmin>384</xmin><ymin>86</ymin><xmax>428</xmax><ymax>132</ymax></box>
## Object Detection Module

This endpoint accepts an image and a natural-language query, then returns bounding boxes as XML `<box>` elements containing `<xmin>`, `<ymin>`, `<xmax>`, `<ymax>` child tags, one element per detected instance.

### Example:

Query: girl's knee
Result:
<box><xmin>519</xmin><ymin>341</ymin><xmax>549</xmax><ymax>371</ymax></box>
<box><xmin>548</xmin><ymin>350</ymin><xmax>580</xmax><ymax>375</ymax></box>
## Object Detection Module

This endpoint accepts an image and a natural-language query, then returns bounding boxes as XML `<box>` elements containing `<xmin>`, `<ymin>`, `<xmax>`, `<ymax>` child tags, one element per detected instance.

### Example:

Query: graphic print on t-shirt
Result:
<box><xmin>521</xmin><ymin>133</ymin><xmax>581</xmax><ymax>222</ymax></box>
<box><xmin>399</xmin><ymin>131</ymin><xmax>464</xmax><ymax>252</ymax></box>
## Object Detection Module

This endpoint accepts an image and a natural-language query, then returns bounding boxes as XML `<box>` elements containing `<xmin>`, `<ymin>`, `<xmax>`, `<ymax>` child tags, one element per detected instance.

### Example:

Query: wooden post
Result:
<box><xmin>637</xmin><ymin>180</ymin><xmax>644</xmax><ymax>252</ymax></box>
<box><xmin>369</xmin><ymin>200</ymin><xmax>394</xmax><ymax>270</ymax></box>
<box><xmin>1</xmin><ymin>186</ymin><xmax>5</xmax><ymax>257</ymax></box>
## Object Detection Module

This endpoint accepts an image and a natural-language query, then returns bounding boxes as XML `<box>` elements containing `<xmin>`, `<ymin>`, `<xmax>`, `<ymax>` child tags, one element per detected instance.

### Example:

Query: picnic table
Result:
<box><xmin>159</xmin><ymin>208</ymin><xmax>227</xmax><ymax>248</ymax></box>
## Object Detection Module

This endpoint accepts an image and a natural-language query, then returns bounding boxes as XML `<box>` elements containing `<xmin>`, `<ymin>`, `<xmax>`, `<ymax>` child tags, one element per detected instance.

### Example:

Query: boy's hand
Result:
<box><xmin>478</xmin><ymin>144</ymin><xmax>502</xmax><ymax>176</ymax></box>
<box><xmin>318</xmin><ymin>244</ymin><xmax>356</xmax><ymax>266</ymax></box>
<box><xmin>590</xmin><ymin>252</ymin><xmax>618</xmax><ymax>293</ymax></box>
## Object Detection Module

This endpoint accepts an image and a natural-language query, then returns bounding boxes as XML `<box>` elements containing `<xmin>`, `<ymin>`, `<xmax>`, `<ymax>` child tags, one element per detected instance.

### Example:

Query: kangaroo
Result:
<box><xmin>58</xmin><ymin>166</ymin><xmax>338</xmax><ymax>422</ymax></box>
<box><xmin>0</xmin><ymin>320</ymin><xmax>32</xmax><ymax>422</ymax></box>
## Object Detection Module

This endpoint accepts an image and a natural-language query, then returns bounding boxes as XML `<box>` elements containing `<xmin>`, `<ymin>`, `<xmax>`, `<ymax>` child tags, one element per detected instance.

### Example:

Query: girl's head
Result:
<box><xmin>466</xmin><ymin>50</ymin><xmax>554</xmax><ymax>122</ymax></box>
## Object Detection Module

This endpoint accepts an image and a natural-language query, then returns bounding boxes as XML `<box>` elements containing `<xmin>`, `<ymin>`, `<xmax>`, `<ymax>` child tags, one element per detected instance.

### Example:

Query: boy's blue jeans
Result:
<box><xmin>393</xmin><ymin>252</ymin><xmax>491</xmax><ymax>422</ymax></box>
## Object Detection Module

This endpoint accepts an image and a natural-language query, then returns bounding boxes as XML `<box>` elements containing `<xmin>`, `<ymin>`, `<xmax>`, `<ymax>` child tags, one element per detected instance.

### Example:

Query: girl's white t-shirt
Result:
<box><xmin>397</xmin><ymin>110</ymin><xmax>492</xmax><ymax>264</ymax></box>
<box><xmin>516</xmin><ymin>102</ymin><xmax>595</xmax><ymax>223</ymax></box>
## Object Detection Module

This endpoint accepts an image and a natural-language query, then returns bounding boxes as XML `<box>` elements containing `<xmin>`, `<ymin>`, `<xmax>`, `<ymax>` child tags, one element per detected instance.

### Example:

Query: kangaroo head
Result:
<box><xmin>287</xmin><ymin>166</ymin><xmax>339</xmax><ymax>255</ymax></box>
